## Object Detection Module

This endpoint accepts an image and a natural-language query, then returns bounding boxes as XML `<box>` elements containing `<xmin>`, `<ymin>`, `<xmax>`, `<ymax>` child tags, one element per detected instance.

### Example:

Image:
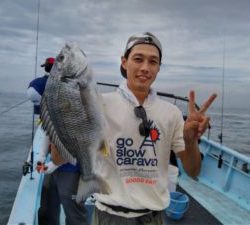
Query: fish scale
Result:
<box><xmin>45</xmin><ymin>74</ymin><xmax>98</xmax><ymax>178</ymax></box>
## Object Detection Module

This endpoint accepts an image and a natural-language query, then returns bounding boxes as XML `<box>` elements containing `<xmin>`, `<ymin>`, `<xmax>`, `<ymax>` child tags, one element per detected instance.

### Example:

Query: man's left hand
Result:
<box><xmin>184</xmin><ymin>90</ymin><xmax>217</xmax><ymax>143</ymax></box>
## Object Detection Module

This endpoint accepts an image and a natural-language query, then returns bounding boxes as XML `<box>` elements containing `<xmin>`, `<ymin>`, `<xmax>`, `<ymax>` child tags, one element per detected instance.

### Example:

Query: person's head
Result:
<box><xmin>120</xmin><ymin>32</ymin><xmax>162</xmax><ymax>93</ymax></box>
<box><xmin>41</xmin><ymin>57</ymin><xmax>55</xmax><ymax>73</ymax></box>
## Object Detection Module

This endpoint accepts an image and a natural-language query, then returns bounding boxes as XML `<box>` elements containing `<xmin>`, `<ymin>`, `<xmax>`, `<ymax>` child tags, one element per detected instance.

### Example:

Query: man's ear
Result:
<box><xmin>121</xmin><ymin>56</ymin><xmax>127</xmax><ymax>70</ymax></box>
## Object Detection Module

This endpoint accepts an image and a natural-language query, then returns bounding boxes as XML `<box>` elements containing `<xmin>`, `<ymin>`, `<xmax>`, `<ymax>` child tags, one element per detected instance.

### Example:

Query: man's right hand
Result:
<box><xmin>36</xmin><ymin>161</ymin><xmax>48</xmax><ymax>173</ymax></box>
<box><xmin>50</xmin><ymin>144</ymin><xmax>66</xmax><ymax>166</ymax></box>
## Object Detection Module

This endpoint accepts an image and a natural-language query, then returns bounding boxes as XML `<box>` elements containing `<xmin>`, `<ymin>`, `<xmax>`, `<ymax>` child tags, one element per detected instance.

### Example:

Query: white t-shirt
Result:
<box><xmin>94</xmin><ymin>81</ymin><xmax>185</xmax><ymax>217</ymax></box>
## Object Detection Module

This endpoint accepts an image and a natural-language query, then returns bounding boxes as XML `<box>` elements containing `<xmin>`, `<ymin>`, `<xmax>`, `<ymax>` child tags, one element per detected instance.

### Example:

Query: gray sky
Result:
<box><xmin>1</xmin><ymin>0</ymin><xmax>250</xmax><ymax>109</ymax></box>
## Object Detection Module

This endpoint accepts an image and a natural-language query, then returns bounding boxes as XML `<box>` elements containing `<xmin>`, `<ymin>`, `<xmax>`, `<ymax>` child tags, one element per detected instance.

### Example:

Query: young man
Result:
<box><xmin>52</xmin><ymin>32</ymin><xmax>217</xmax><ymax>225</ymax></box>
<box><xmin>91</xmin><ymin>32</ymin><xmax>216</xmax><ymax>225</ymax></box>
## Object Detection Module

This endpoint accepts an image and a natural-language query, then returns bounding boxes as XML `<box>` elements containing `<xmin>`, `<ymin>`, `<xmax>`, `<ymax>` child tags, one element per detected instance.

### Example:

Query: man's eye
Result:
<box><xmin>134</xmin><ymin>58</ymin><xmax>142</xmax><ymax>62</ymax></box>
<box><xmin>151</xmin><ymin>60</ymin><xmax>158</xmax><ymax>65</ymax></box>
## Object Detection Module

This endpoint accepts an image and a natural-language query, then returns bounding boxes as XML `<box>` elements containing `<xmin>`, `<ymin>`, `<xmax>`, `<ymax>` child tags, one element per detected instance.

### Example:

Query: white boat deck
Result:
<box><xmin>179</xmin><ymin>174</ymin><xmax>250</xmax><ymax>225</ymax></box>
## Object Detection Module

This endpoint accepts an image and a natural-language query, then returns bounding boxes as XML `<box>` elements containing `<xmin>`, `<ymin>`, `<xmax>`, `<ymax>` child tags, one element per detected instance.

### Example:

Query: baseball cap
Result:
<box><xmin>121</xmin><ymin>32</ymin><xmax>162</xmax><ymax>78</ymax></box>
<box><xmin>41</xmin><ymin>57</ymin><xmax>55</xmax><ymax>67</ymax></box>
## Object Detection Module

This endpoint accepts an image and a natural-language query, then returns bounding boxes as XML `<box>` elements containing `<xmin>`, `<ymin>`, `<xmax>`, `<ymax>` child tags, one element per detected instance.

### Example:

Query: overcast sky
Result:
<box><xmin>0</xmin><ymin>0</ymin><xmax>250</xmax><ymax>109</ymax></box>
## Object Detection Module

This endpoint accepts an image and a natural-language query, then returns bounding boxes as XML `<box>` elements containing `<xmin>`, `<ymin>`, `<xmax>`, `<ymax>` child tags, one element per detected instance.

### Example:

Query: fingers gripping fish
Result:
<box><xmin>40</xmin><ymin>43</ymin><xmax>110</xmax><ymax>203</ymax></box>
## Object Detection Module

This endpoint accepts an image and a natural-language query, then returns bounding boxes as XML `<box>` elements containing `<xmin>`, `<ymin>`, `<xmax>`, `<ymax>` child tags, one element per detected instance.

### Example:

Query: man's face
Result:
<box><xmin>121</xmin><ymin>44</ymin><xmax>160</xmax><ymax>93</ymax></box>
<box><xmin>45</xmin><ymin>63</ymin><xmax>53</xmax><ymax>73</ymax></box>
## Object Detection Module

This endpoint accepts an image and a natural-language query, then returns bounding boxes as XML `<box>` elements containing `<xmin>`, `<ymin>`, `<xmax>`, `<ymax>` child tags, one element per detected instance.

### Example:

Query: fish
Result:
<box><xmin>40</xmin><ymin>42</ymin><xmax>110</xmax><ymax>203</ymax></box>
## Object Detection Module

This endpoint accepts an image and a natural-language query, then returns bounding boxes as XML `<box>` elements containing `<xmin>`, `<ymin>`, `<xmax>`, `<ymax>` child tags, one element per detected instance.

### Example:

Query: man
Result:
<box><xmin>52</xmin><ymin>32</ymin><xmax>217</xmax><ymax>225</ymax></box>
<box><xmin>27</xmin><ymin>57</ymin><xmax>88</xmax><ymax>225</ymax></box>
<box><xmin>27</xmin><ymin>57</ymin><xmax>58</xmax><ymax>173</ymax></box>
<box><xmin>27</xmin><ymin>57</ymin><xmax>55</xmax><ymax>114</ymax></box>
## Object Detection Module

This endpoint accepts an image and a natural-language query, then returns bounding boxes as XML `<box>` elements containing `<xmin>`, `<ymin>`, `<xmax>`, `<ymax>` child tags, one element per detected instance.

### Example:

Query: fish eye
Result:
<box><xmin>57</xmin><ymin>54</ymin><xmax>65</xmax><ymax>62</ymax></box>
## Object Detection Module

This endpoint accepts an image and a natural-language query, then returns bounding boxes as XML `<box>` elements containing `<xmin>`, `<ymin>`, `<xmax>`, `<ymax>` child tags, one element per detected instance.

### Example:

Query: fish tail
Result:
<box><xmin>75</xmin><ymin>176</ymin><xmax>110</xmax><ymax>204</ymax></box>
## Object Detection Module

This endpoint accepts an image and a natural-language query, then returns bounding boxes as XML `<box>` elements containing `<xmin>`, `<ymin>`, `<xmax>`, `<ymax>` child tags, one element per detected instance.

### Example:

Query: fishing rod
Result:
<box><xmin>97</xmin><ymin>82</ymin><xmax>202</xmax><ymax>112</ymax></box>
<box><xmin>0</xmin><ymin>99</ymin><xmax>29</xmax><ymax>116</ymax></box>
<box><xmin>218</xmin><ymin>39</ymin><xmax>226</xmax><ymax>169</ymax></box>
<box><xmin>97</xmin><ymin>82</ymin><xmax>190</xmax><ymax>103</ymax></box>
<box><xmin>218</xmin><ymin>40</ymin><xmax>225</xmax><ymax>145</ymax></box>
<box><xmin>23</xmin><ymin>0</ymin><xmax>41</xmax><ymax>179</ymax></box>
<box><xmin>97</xmin><ymin>82</ymin><xmax>211</xmax><ymax>132</ymax></box>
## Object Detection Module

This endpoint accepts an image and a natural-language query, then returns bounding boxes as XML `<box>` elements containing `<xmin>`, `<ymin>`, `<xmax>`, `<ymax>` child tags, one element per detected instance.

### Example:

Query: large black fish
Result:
<box><xmin>40</xmin><ymin>43</ymin><xmax>109</xmax><ymax>203</ymax></box>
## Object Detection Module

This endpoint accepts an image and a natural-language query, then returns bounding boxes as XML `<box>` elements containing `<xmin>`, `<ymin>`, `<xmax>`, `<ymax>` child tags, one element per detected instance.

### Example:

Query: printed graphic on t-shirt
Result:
<box><xmin>115</xmin><ymin>122</ymin><xmax>161</xmax><ymax>185</ymax></box>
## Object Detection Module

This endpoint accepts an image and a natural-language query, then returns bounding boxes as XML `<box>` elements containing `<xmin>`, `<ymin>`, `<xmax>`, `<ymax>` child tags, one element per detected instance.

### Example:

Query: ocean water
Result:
<box><xmin>0</xmin><ymin>91</ymin><xmax>249</xmax><ymax>225</ymax></box>
<box><xmin>0</xmin><ymin>92</ymin><xmax>33</xmax><ymax>225</ymax></box>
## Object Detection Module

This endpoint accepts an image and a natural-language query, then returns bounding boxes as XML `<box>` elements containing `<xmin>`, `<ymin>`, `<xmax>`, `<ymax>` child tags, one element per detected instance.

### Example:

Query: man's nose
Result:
<box><xmin>140</xmin><ymin>60</ymin><xmax>150</xmax><ymax>72</ymax></box>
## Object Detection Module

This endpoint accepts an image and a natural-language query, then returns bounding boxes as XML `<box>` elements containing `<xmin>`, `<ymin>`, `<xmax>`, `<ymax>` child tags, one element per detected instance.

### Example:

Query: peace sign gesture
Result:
<box><xmin>184</xmin><ymin>90</ymin><xmax>217</xmax><ymax>143</ymax></box>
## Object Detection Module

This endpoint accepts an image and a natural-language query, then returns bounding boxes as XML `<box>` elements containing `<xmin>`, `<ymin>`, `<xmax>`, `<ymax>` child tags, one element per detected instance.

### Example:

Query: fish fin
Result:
<box><xmin>75</xmin><ymin>176</ymin><xmax>111</xmax><ymax>204</ymax></box>
<box><xmin>52</xmin><ymin>135</ymin><xmax>77</xmax><ymax>165</ymax></box>
<box><xmin>40</xmin><ymin>95</ymin><xmax>77</xmax><ymax>165</ymax></box>
<box><xmin>96</xmin><ymin>174</ymin><xmax>111</xmax><ymax>194</ymax></box>
<box><xmin>99</xmin><ymin>140</ymin><xmax>110</xmax><ymax>157</ymax></box>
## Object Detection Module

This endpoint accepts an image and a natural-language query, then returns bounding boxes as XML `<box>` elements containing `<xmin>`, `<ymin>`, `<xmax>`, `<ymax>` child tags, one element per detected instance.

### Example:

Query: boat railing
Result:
<box><xmin>198</xmin><ymin>136</ymin><xmax>250</xmax><ymax>211</ymax></box>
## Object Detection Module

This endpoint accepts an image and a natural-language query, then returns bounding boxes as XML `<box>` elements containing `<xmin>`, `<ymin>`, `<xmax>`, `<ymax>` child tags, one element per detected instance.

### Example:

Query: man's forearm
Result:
<box><xmin>179</xmin><ymin>140</ymin><xmax>201</xmax><ymax>177</ymax></box>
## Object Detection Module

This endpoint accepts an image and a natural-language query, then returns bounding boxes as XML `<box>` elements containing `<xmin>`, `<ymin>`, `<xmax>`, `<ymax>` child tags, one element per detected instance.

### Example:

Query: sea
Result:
<box><xmin>0</xmin><ymin>91</ymin><xmax>249</xmax><ymax>225</ymax></box>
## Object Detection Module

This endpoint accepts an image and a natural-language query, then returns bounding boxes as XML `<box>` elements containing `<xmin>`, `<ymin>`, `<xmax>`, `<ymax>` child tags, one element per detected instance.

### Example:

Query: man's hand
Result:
<box><xmin>184</xmin><ymin>90</ymin><xmax>217</xmax><ymax>143</ymax></box>
<box><xmin>36</xmin><ymin>161</ymin><xmax>58</xmax><ymax>174</ymax></box>
<box><xmin>50</xmin><ymin>144</ymin><xmax>66</xmax><ymax>166</ymax></box>
<box><xmin>178</xmin><ymin>90</ymin><xmax>217</xmax><ymax>177</ymax></box>
<box><xmin>36</xmin><ymin>161</ymin><xmax>48</xmax><ymax>173</ymax></box>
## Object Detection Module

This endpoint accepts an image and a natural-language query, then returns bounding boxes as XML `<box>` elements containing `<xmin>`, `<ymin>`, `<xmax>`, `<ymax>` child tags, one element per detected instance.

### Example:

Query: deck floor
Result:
<box><xmin>164</xmin><ymin>185</ymin><xmax>222</xmax><ymax>225</ymax></box>
<box><xmin>178</xmin><ymin>175</ymin><xmax>250</xmax><ymax>225</ymax></box>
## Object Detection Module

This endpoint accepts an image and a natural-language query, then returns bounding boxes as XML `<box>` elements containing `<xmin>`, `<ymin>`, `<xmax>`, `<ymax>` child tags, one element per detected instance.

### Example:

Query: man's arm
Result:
<box><xmin>50</xmin><ymin>143</ymin><xmax>66</xmax><ymax>166</ymax></box>
<box><xmin>177</xmin><ymin>90</ymin><xmax>217</xmax><ymax>177</ymax></box>
<box><xmin>177</xmin><ymin>141</ymin><xmax>201</xmax><ymax>177</ymax></box>
<box><xmin>27</xmin><ymin>86</ymin><xmax>42</xmax><ymax>106</ymax></box>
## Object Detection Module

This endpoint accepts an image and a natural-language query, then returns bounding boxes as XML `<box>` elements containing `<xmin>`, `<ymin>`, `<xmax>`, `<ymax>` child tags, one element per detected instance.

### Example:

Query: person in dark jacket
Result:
<box><xmin>27</xmin><ymin>57</ymin><xmax>54</xmax><ymax>114</ymax></box>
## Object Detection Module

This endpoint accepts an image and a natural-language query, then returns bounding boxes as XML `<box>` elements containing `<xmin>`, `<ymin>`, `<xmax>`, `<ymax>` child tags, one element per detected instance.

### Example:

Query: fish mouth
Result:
<box><xmin>75</xmin><ymin>65</ymin><xmax>88</xmax><ymax>78</ymax></box>
<box><xmin>60</xmin><ymin>75</ymin><xmax>73</xmax><ymax>82</ymax></box>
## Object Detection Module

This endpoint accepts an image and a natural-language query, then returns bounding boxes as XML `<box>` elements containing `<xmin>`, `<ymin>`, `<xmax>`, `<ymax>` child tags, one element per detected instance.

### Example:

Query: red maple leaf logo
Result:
<box><xmin>150</xmin><ymin>126</ymin><xmax>160</xmax><ymax>142</ymax></box>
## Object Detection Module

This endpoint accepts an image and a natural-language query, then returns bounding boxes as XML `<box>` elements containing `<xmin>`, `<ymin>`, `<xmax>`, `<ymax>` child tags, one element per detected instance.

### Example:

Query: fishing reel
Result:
<box><xmin>22</xmin><ymin>161</ymin><xmax>33</xmax><ymax>176</ymax></box>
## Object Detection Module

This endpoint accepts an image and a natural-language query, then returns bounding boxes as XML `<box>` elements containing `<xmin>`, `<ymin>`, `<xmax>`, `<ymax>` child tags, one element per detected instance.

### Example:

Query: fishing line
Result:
<box><xmin>0</xmin><ymin>99</ymin><xmax>29</xmax><ymax>116</ymax></box>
